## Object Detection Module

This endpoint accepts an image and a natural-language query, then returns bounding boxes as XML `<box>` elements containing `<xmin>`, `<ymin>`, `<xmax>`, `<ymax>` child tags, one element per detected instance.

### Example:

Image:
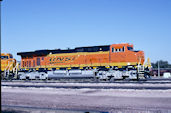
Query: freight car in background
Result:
<box><xmin>150</xmin><ymin>68</ymin><xmax>171</xmax><ymax>77</ymax></box>
<box><xmin>1</xmin><ymin>43</ymin><xmax>151</xmax><ymax>81</ymax></box>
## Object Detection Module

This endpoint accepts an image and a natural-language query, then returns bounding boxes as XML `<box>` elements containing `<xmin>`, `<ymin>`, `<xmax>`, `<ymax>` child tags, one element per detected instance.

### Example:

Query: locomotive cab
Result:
<box><xmin>1</xmin><ymin>53</ymin><xmax>15</xmax><ymax>69</ymax></box>
<box><xmin>110</xmin><ymin>43</ymin><xmax>145</xmax><ymax>67</ymax></box>
<box><xmin>1</xmin><ymin>53</ymin><xmax>13</xmax><ymax>60</ymax></box>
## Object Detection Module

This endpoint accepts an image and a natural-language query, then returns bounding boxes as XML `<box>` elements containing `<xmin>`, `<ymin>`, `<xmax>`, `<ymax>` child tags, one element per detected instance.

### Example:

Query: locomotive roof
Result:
<box><xmin>17</xmin><ymin>45</ymin><xmax>110</xmax><ymax>57</ymax></box>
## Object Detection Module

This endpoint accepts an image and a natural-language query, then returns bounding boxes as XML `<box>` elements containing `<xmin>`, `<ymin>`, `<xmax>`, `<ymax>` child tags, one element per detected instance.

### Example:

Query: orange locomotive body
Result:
<box><xmin>0</xmin><ymin>53</ymin><xmax>16</xmax><ymax>72</ymax></box>
<box><xmin>17</xmin><ymin>43</ymin><xmax>144</xmax><ymax>70</ymax></box>
<box><xmin>1</xmin><ymin>53</ymin><xmax>17</xmax><ymax>79</ymax></box>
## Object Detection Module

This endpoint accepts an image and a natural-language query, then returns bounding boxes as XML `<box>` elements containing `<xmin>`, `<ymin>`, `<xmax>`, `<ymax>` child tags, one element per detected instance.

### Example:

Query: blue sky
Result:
<box><xmin>1</xmin><ymin>0</ymin><xmax>171</xmax><ymax>63</ymax></box>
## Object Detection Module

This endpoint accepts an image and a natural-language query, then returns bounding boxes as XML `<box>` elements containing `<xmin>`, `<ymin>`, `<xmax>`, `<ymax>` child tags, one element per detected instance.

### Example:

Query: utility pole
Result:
<box><xmin>158</xmin><ymin>61</ymin><xmax>160</xmax><ymax>77</ymax></box>
<box><xmin>0</xmin><ymin>0</ymin><xmax>2</xmax><ymax>56</ymax></box>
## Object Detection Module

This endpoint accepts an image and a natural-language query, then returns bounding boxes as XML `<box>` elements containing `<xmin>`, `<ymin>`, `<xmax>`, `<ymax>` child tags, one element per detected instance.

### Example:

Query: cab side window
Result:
<box><xmin>127</xmin><ymin>46</ymin><xmax>133</xmax><ymax>51</ymax></box>
<box><xmin>122</xmin><ymin>47</ymin><xmax>125</xmax><ymax>52</ymax></box>
<box><xmin>112</xmin><ymin>47</ymin><xmax>115</xmax><ymax>52</ymax></box>
<box><xmin>116</xmin><ymin>49</ymin><xmax>119</xmax><ymax>52</ymax></box>
<box><xmin>116</xmin><ymin>48</ymin><xmax>120</xmax><ymax>52</ymax></box>
<box><xmin>1</xmin><ymin>56</ymin><xmax>8</xmax><ymax>59</ymax></box>
<box><xmin>112</xmin><ymin>47</ymin><xmax>125</xmax><ymax>53</ymax></box>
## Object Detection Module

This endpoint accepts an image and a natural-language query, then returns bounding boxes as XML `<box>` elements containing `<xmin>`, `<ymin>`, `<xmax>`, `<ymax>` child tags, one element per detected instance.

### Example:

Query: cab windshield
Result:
<box><xmin>127</xmin><ymin>47</ymin><xmax>133</xmax><ymax>51</ymax></box>
<box><xmin>1</xmin><ymin>56</ymin><xmax>9</xmax><ymax>59</ymax></box>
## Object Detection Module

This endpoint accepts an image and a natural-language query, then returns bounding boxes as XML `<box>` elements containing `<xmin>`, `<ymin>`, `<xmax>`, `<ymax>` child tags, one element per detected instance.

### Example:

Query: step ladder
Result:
<box><xmin>3</xmin><ymin>60</ymin><xmax>18</xmax><ymax>80</ymax></box>
<box><xmin>13</xmin><ymin>62</ymin><xmax>19</xmax><ymax>79</ymax></box>
<box><xmin>3</xmin><ymin>61</ymin><xmax>12</xmax><ymax>79</ymax></box>
<box><xmin>137</xmin><ymin>58</ymin><xmax>145</xmax><ymax>79</ymax></box>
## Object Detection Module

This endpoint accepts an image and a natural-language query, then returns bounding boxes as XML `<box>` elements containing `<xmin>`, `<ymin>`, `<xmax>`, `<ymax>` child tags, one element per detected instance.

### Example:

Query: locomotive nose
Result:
<box><xmin>136</xmin><ymin>51</ymin><xmax>145</xmax><ymax>65</ymax></box>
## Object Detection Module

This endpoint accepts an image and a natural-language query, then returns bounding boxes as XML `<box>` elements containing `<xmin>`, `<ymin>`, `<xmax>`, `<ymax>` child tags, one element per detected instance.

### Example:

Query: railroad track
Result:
<box><xmin>2</xmin><ymin>79</ymin><xmax>171</xmax><ymax>90</ymax></box>
<box><xmin>1</xmin><ymin>78</ymin><xmax>171</xmax><ymax>84</ymax></box>
<box><xmin>2</xmin><ymin>84</ymin><xmax>171</xmax><ymax>90</ymax></box>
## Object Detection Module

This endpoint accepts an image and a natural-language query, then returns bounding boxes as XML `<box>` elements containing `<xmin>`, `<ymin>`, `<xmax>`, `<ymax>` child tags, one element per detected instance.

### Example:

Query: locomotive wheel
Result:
<box><xmin>136</xmin><ymin>74</ymin><xmax>140</xmax><ymax>81</ymax></box>
<box><xmin>94</xmin><ymin>77</ymin><xmax>100</xmax><ymax>82</ymax></box>
<box><xmin>109</xmin><ymin>77</ymin><xmax>115</xmax><ymax>82</ymax></box>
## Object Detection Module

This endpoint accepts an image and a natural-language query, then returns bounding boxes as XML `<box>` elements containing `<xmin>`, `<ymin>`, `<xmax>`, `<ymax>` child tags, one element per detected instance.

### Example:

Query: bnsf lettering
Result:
<box><xmin>49</xmin><ymin>57</ymin><xmax>75</xmax><ymax>64</ymax></box>
<box><xmin>53</xmin><ymin>58</ymin><xmax>56</xmax><ymax>61</ymax></box>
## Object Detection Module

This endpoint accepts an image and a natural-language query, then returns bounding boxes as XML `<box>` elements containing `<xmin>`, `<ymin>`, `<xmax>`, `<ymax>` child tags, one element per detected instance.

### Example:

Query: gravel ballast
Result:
<box><xmin>2</xmin><ymin>85</ymin><xmax>171</xmax><ymax>112</ymax></box>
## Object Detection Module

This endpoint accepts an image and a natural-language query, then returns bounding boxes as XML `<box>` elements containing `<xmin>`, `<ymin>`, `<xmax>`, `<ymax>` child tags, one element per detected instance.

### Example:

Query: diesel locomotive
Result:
<box><xmin>1</xmin><ymin>43</ymin><xmax>151</xmax><ymax>80</ymax></box>
<box><xmin>0</xmin><ymin>53</ymin><xmax>19</xmax><ymax>79</ymax></box>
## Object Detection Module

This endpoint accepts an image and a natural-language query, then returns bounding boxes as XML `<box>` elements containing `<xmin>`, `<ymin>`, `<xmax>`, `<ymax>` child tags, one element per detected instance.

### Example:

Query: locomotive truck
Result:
<box><xmin>1</xmin><ymin>43</ymin><xmax>151</xmax><ymax>81</ymax></box>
